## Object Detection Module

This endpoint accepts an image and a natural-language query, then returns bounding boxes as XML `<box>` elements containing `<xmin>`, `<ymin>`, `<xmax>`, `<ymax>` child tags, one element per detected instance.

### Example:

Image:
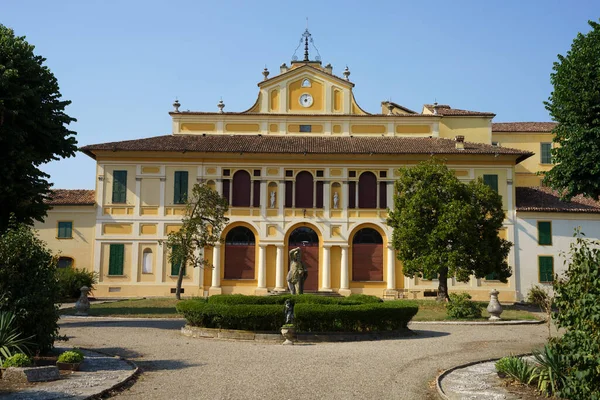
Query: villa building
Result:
<box><xmin>34</xmin><ymin>30</ymin><xmax>600</xmax><ymax>302</ymax></box>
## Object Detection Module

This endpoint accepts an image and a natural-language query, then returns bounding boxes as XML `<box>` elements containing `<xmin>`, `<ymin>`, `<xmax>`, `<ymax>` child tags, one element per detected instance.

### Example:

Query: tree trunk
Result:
<box><xmin>437</xmin><ymin>267</ymin><xmax>450</xmax><ymax>302</ymax></box>
<box><xmin>175</xmin><ymin>256</ymin><xmax>187</xmax><ymax>300</ymax></box>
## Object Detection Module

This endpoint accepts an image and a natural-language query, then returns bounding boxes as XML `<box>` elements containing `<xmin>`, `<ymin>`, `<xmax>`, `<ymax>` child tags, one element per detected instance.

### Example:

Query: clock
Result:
<box><xmin>299</xmin><ymin>93</ymin><xmax>313</xmax><ymax>108</ymax></box>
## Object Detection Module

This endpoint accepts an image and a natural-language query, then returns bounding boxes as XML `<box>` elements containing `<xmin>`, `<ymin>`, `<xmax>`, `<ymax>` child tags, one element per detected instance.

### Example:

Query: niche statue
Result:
<box><xmin>287</xmin><ymin>247</ymin><xmax>308</xmax><ymax>294</ymax></box>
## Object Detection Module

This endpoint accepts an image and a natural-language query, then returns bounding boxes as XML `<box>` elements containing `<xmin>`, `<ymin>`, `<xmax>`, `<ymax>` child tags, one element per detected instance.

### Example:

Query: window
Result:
<box><xmin>223</xmin><ymin>169</ymin><xmax>231</xmax><ymax>177</ymax></box>
<box><xmin>108</xmin><ymin>244</ymin><xmax>125</xmax><ymax>275</ymax></box>
<box><xmin>485</xmin><ymin>271</ymin><xmax>499</xmax><ymax>280</ymax></box>
<box><xmin>541</xmin><ymin>143</ymin><xmax>552</xmax><ymax>164</ymax></box>
<box><xmin>358</xmin><ymin>172</ymin><xmax>377</xmax><ymax>208</ymax></box>
<box><xmin>142</xmin><ymin>248</ymin><xmax>152</xmax><ymax>274</ymax></box>
<box><xmin>295</xmin><ymin>171</ymin><xmax>314</xmax><ymax>208</ymax></box>
<box><xmin>483</xmin><ymin>174</ymin><xmax>499</xmax><ymax>193</ymax></box>
<box><xmin>112</xmin><ymin>170</ymin><xmax>127</xmax><ymax>203</ymax></box>
<box><xmin>57</xmin><ymin>221</ymin><xmax>72</xmax><ymax>238</ymax></box>
<box><xmin>232</xmin><ymin>170</ymin><xmax>251</xmax><ymax>207</ymax></box>
<box><xmin>301</xmin><ymin>79</ymin><xmax>311</xmax><ymax>87</ymax></box>
<box><xmin>171</xmin><ymin>245</ymin><xmax>184</xmax><ymax>276</ymax></box>
<box><xmin>539</xmin><ymin>256</ymin><xmax>554</xmax><ymax>283</ymax></box>
<box><xmin>299</xmin><ymin>125</ymin><xmax>312</xmax><ymax>133</ymax></box>
<box><xmin>538</xmin><ymin>221</ymin><xmax>552</xmax><ymax>245</ymax></box>
<box><xmin>224</xmin><ymin>227</ymin><xmax>256</xmax><ymax>279</ymax></box>
<box><xmin>174</xmin><ymin>171</ymin><xmax>188</xmax><ymax>204</ymax></box>
<box><xmin>57</xmin><ymin>257</ymin><xmax>73</xmax><ymax>269</ymax></box>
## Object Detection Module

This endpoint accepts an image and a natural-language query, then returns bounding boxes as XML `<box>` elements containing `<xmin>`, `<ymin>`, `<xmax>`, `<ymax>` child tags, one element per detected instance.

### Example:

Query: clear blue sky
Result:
<box><xmin>3</xmin><ymin>0</ymin><xmax>599</xmax><ymax>189</ymax></box>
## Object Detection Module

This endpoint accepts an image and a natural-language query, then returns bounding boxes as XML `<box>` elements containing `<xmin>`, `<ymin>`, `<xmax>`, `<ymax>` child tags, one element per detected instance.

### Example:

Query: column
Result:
<box><xmin>339</xmin><ymin>245</ymin><xmax>351</xmax><ymax>296</ymax></box>
<box><xmin>209</xmin><ymin>244</ymin><xmax>222</xmax><ymax>295</ymax></box>
<box><xmin>159</xmin><ymin>177</ymin><xmax>166</xmax><ymax>217</ymax></box>
<box><xmin>193</xmin><ymin>247</ymin><xmax>203</xmax><ymax>288</ymax></box>
<box><xmin>260</xmin><ymin>179</ymin><xmax>267</xmax><ymax>217</ymax></box>
<box><xmin>275</xmin><ymin>245</ymin><xmax>285</xmax><ymax>290</ymax></box>
<box><xmin>155</xmin><ymin>241</ymin><xmax>164</xmax><ymax>284</ymax></box>
<box><xmin>323</xmin><ymin>180</ymin><xmax>331</xmax><ymax>215</ymax></box>
<box><xmin>131</xmin><ymin>243</ymin><xmax>139</xmax><ymax>283</ymax></box>
<box><xmin>387</xmin><ymin>180</ymin><xmax>394</xmax><ymax>211</ymax></box>
<box><xmin>255</xmin><ymin>244</ymin><xmax>268</xmax><ymax>295</ymax></box>
<box><xmin>376</xmin><ymin>179</ymin><xmax>380</xmax><ymax>210</ymax></box>
<box><xmin>386</xmin><ymin>245</ymin><xmax>396</xmax><ymax>290</ymax></box>
<box><xmin>322</xmin><ymin>245</ymin><xmax>332</xmax><ymax>291</ymax></box>
<box><xmin>134</xmin><ymin>176</ymin><xmax>142</xmax><ymax>216</ymax></box>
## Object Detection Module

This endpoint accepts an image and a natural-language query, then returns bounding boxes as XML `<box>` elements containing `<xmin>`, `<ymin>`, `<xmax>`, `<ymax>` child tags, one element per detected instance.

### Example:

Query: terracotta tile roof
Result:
<box><xmin>423</xmin><ymin>104</ymin><xmax>495</xmax><ymax>117</ymax></box>
<box><xmin>80</xmin><ymin>134</ymin><xmax>532</xmax><ymax>162</ymax></box>
<box><xmin>492</xmin><ymin>122</ymin><xmax>557</xmax><ymax>132</ymax></box>
<box><xmin>46</xmin><ymin>189</ymin><xmax>95</xmax><ymax>206</ymax></box>
<box><xmin>516</xmin><ymin>187</ymin><xmax>600</xmax><ymax>213</ymax></box>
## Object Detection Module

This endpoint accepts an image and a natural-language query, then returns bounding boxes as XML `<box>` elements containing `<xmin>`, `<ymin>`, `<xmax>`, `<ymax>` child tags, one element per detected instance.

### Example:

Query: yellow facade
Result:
<box><xmin>37</xmin><ymin>35</ymin><xmax>560</xmax><ymax>302</ymax></box>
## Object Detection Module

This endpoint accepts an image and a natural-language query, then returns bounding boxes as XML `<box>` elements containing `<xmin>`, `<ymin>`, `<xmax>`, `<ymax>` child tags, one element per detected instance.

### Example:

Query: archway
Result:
<box><xmin>352</xmin><ymin>227</ymin><xmax>383</xmax><ymax>281</ymax></box>
<box><xmin>288</xmin><ymin>226</ymin><xmax>319</xmax><ymax>291</ymax></box>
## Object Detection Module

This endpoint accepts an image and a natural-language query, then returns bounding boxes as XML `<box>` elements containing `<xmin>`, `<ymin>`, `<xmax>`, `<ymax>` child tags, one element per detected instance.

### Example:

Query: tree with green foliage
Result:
<box><xmin>0</xmin><ymin>219</ymin><xmax>60</xmax><ymax>353</ymax></box>
<box><xmin>551</xmin><ymin>231</ymin><xmax>600</xmax><ymax>399</ymax></box>
<box><xmin>543</xmin><ymin>20</ymin><xmax>600</xmax><ymax>200</ymax></box>
<box><xmin>161</xmin><ymin>183</ymin><xmax>229</xmax><ymax>300</ymax></box>
<box><xmin>387</xmin><ymin>159</ymin><xmax>512</xmax><ymax>301</ymax></box>
<box><xmin>0</xmin><ymin>24</ymin><xmax>77</xmax><ymax>232</ymax></box>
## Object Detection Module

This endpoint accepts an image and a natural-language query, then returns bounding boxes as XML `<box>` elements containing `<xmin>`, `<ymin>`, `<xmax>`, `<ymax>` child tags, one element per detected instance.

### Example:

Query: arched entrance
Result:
<box><xmin>288</xmin><ymin>227</ymin><xmax>319</xmax><ymax>291</ymax></box>
<box><xmin>352</xmin><ymin>227</ymin><xmax>384</xmax><ymax>281</ymax></box>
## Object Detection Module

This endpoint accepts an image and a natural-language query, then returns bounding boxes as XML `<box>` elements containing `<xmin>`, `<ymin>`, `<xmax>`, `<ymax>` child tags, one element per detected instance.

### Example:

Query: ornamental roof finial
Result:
<box><xmin>291</xmin><ymin>22</ymin><xmax>322</xmax><ymax>63</ymax></box>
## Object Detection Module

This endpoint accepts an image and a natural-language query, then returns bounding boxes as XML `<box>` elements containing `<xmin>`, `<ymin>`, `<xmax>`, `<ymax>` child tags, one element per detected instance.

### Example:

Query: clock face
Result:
<box><xmin>299</xmin><ymin>93</ymin><xmax>313</xmax><ymax>108</ymax></box>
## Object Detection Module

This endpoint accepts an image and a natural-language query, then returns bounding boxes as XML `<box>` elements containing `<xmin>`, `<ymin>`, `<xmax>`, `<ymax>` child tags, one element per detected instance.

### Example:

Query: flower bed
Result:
<box><xmin>176</xmin><ymin>294</ymin><xmax>418</xmax><ymax>333</ymax></box>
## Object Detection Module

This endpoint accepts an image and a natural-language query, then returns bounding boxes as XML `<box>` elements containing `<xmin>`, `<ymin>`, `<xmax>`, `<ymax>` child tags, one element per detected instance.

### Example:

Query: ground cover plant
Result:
<box><xmin>177</xmin><ymin>294</ymin><xmax>418</xmax><ymax>333</ymax></box>
<box><xmin>2</xmin><ymin>353</ymin><xmax>32</xmax><ymax>368</ymax></box>
<box><xmin>57</xmin><ymin>350</ymin><xmax>84</xmax><ymax>364</ymax></box>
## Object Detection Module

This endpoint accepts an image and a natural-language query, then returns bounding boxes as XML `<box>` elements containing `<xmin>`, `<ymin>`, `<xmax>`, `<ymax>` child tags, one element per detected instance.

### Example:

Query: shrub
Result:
<box><xmin>56</xmin><ymin>268</ymin><xmax>97</xmax><ymax>300</ymax></box>
<box><xmin>177</xmin><ymin>301</ymin><xmax>285</xmax><ymax>331</ymax></box>
<box><xmin>551</xmin><ymin>233</ymin><xmax>600</xmax><ymax>399</ymax></box>
<box><xmin>207</xmin><ymin>294</ymin><xmax>380</xmax><ymax>306</ymax></box>
<box><xmin>0</xmin><ymin>311</ymin><xmax>33</xmax><ymax>364</ymax></box>
<box><xmin>446</xmin><ymin>293</ymin><xmax>482</xmax><ymax>319</ymax></box>
<box><xmin>2</xmin><ymin>353</ymin><xmax>32</xmax><ymax>368</ymax></box>
<box><xmin>0</xmin><ymin>222</ymin><xmax>60</xmax><ymax>353</ymax></box>
<box><xmin>532</xmin><ymin>345</ymin><xmax>566</xmax><ymax>396</ymax></box>
<box><xmin>57</xmin><ymin>350</ymin><xmax>84</xmax><ymax>364</ymax></box>
<box><xmin>495</xmin><ymin>355</ymin><xmax>537</xmax><ymax>384</ymax></box>
<box><xmin>526</xmin><ymin>285</ymin><xmax>551</xmax><ymax>310</ymax></box>
<box><xmin>294</xmin><ymin>301</ymin><xmax>418</xmax><ymax>332</ymax></box>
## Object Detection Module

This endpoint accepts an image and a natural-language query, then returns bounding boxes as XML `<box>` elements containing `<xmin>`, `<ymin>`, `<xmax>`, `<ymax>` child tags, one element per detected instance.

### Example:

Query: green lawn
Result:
<box><xmin>60</xmin><ymin>297</ymin><xmax>540</xmax><ymax>321</ymax></box>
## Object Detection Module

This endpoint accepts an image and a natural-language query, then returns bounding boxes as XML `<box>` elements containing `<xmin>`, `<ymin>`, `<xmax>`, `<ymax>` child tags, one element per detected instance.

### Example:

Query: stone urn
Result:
<box><xmin>281</xmin><ymin>325</ymin><xmax>296</xmax><ymax>345</ymax></box>
<box><xmin>487</xmin><ymin>289</ymin><xmax>503</xmax><ymax>321</ymax></box>
<box><xmin>75</xmin><ymin>286</ymin><xmax>90</xmax><ymax>316</ymax></box>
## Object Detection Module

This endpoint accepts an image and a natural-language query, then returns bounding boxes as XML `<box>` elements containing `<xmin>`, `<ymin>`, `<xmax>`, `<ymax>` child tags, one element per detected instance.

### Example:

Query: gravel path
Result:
<box><xmin>58</xmin><ymin>318</ymin><xmax>548</xmax><ymax>400</ymax></box>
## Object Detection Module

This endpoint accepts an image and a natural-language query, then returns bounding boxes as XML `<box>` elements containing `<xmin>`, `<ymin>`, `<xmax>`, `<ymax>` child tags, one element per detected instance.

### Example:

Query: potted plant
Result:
<box><xmin>280</xmin><ymin>324</ymin><xmax>296</xmax><ymax>345</ymax></box>
<box><xmin>56</xmin><ymin>349</ymin><xmax>84</xmax><ymax>371</ymax></box>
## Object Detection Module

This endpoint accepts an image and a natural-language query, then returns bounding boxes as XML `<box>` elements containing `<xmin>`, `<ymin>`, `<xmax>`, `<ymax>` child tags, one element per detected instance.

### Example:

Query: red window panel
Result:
<box><xmin>224</xmin><ymin>245</ymin><xmax>255</xmax><ymax>279</ymax></box>
<box><xmin>379</xmin><ymin>181</ymin><xmax>387</xmax><ymax>209</ymax></box>
<box><xmin>295</xmin><ymin>171</ymin><xmax>314</xmax><ymax>208</ymax></box>
<box><xmin>352</xmin><ymin>243</ymin><xmax>383</xmax><ymax>281</ymax></box>
<box><xmin>348</xmin><ymin>181</ymin><xmax>356</xmax><ymax>209</ymax></box>
<box><xmin>252</xmin><ymin>180</ymin><xmax>260</xmax><ymax>207</ymax></box>
<box><xmin>358</xmin><ymin>172</ymin><xmax>377</xmax><ymax>209</ymax></box>
<box><xmin>315</xmin><ymin>181</ymin><xmax>324</xmax><ymax>208</ymax></box>
<box><xmin>222</xmin><ymin>179</ymin><xmax>230</xmax><ymax>204</ymax></box>
<box><xmin>285</xmin><ymin>181</ymin><xmax>293</xmax><ymax>207</ymax></box>
<box><xmin>232</xmin><ymin>170</ymin><xmax>251</xmax><ymax>207</ymax></box>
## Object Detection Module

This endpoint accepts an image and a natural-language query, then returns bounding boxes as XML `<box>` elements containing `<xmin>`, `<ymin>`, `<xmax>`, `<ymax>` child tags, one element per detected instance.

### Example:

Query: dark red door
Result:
<box><xmin>289</xmin><ymin>227</ymin><xmax>319</xmax><ymax>291</ymax></box>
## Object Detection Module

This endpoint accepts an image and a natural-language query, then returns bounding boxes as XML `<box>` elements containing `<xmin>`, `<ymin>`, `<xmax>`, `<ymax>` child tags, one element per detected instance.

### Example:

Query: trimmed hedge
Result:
<box><xmin>294</xmin><ymin>301</ymin><xmax>418</xmax><ymax>332</ymax></box>
<box><xmin>207</xmin><ymin>293</ymin><xmax>382</xmax><ymax>306</ymax></box>
<box><xmin>177</xmin><ymin>297</ymin><xmax>417</xmax><ymax>333</ymax></box>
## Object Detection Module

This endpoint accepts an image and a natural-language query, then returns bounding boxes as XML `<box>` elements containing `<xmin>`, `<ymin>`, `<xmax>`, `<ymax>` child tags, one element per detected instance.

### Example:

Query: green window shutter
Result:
<box><xmin>541</xmin><ymin>143</ymin><xmax>552</xmax><ymax>164</ymax></box>
<box><xmin>109</xmin><ymin>244</ymin><xmax>125</xmax><ymax>275</ymax></box>
<box><xmin>538</xmin><ymin>221</ymin><xmax>552</xmax><ymax>245</ymax></box>
<box><xmin>58</xmin><ymin>221</ymin><xmax>72</xmax><ymax>238</ymax></box>
<box><xmin>485</xmin><ymin>271</ymin><xmax>499</xmax><ymax>280</ymax></box>
<box><xmin>483</xmin><ymin>174</ymin><xmax>499</xmax><ymax>193</ymax></box>
<box><xmin>171</xmin><ymin>245</ymin><xmax>185</xmax><ymax>276</ymax></box>
<box><xmin>539</xmin><ymin>256</ymin><xmax>554</xmax><ymax>283</ymax></box>
<box><xmin>174</xmin><ymin>171</ymin><xmax>188</xmax><ymax>204</ymax></box>
<box><xmin>112</xmin><ymin>171</ymin><xmax>127</xmax><ymax>203</ymax></box>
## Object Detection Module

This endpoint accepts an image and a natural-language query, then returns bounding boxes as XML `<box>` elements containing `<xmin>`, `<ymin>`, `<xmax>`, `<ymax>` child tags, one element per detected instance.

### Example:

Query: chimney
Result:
<box><xmin>324</xmin><ymin>63</ymin><xmax>333</xmax><ymax>74</ymax></box>
<box><xmin>454</xmin><ymin>135</ymin><xmax>465</xmax><ymax>150</ymax></box>
<box><xmin>280</xmin><ymin>63</ymin><xmax>288</xmax><ymax>74</ymax></box>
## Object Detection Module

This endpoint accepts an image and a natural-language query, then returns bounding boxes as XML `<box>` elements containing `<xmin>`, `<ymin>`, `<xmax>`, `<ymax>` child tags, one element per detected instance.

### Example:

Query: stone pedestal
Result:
<box><xmin>281</xmin><ymin>326</ymin><xmax>296</xmax><ymax>345</ymax></box>
<box><xmin>75</xmin><ymin>286</ymin><xmax>90</xmax><ymax>316</ymax></box>
<box><xmin>487</xmin><ymin>289</ymin><xmax>503</xmax><ymax>321</ymax></box>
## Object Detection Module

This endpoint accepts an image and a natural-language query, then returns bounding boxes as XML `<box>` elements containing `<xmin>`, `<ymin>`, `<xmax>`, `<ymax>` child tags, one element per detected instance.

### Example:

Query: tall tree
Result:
<box><xmin>544</xmin><ymin>20</ymin><xmax>600</xmax><ymax>200</ymax></box>
<box><xmin>162</xmin><ymin>183</ymin><xmax>229</xmax><ymax>300</ymax></box>
<box><xmin>387</xmin><ymin>159</ymin><xmax>512</xmax><ymax>301</ymax></box>
<box><xmin>0</xmin><ymin>25</ymin><xmax>77</xmax><ymax>232</ymax></box>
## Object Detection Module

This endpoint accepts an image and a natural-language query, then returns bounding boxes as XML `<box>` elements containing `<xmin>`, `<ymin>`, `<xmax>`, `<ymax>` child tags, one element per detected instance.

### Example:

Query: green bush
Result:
<box><xmin>2</xmin><ymin>353</ymin><xmax>32</xmax><ymax>368</ymax></box>
<box><xmin>446</xmin><ymin>293</ymin><xmax>482</xmax><ymax>319</ymax></box>
<box><xmin>0</xmin><ymin>222</ymin><xmax>60</xmax><ymax>353</ymax></box>
<box><xmin>532</xmin><ymin>345</ymin><xmax>566</xmax><ymax>396</ymax></box>
<box><xmin>57</xmin><ymin>350</ymin><xmax>84</xmax><ymax>363</ymax></box>
<box><xmin>56</xmin><ymin>268</ymin><xmax>97</xmax><ymax>300</ymax></box>
<box><xmin>494</xmin><ymin>356</ymin><xmax>537</xmax><ymax>384</ymax></box>
<box><xmin>177</xmin><ymin>301</ymin><xmax>285</xmax><ymax>331</ymax></box>
<box><xmin>0</xmin><ymin>311</ymin><xmax>33</xmax><ymax>364</ymax></box>
<box><xmin>294</xmin><ymin>301</ymin><xmax>418</xmax><ymax>332</ymax></box>
<box><xmin>526</xmin><ymin>285</ymin><xmax>552</xmax><ymax>311</ymax></box>
<box><xmin>207</xmin><ymin>294</ymin><xmax>380</xmax><ymax>306</ymax></box>
<box><xmin>551</xmin><ymin>234</ymin><xmax>600</xmax><ymax>400</ymax></box>
<box><xmin>177</xmin><ymin>299</ymin><xmax>418</xmax><ymax>333</ymax></box>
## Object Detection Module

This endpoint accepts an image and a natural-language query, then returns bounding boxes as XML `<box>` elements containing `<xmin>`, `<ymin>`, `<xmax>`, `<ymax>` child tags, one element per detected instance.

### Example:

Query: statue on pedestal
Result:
<box><xmin>287</xmin><ymin>247</ymin><xmax>308</xmax><ymax>294</ymax></box>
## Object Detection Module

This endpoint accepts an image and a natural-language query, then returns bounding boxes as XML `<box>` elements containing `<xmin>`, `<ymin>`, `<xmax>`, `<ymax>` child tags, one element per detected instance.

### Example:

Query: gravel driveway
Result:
<box><xmin>58</xmin><ymin>318</ymin><xmax>548</xmax><ymax>400</ymax></box>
